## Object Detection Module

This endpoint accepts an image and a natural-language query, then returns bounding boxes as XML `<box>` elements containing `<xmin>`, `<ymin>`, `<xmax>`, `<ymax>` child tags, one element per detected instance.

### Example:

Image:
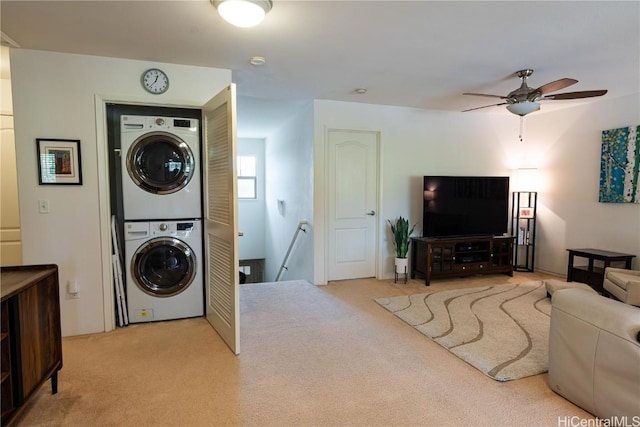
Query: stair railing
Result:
<box><xmin>275</xmin><ymin>220</ymin><xmax>308</xmax><ymax>281</ymax></box>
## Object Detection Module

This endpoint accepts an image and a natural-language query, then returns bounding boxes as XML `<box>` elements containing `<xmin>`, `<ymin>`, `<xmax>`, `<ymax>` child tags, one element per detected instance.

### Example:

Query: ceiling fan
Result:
<box><xmin>463</xmin><ymin>69</ymin><xmax>608</xmax><ymax>116</ymax></box>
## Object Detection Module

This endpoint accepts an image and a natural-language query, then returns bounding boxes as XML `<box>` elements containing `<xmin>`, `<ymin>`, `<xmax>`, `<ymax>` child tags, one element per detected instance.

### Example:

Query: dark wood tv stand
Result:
<box><xmin>410</xmin><ymin>235</ymin><xmax>514</xmax><ymax>286</ymax></box>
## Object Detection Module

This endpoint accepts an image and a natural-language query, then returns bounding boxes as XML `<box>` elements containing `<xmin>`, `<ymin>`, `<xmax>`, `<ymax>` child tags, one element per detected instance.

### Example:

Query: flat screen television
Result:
<box><xmin>423</xmin><ymin>176</ymin><xmax>509</xmax><ymax>238</ymax></box>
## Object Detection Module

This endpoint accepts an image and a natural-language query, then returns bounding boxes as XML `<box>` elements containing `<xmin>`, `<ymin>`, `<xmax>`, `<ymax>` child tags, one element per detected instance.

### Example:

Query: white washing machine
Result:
<box><xmin>125</xmin><ymin>220</ymin><xmax>204</xmax><ymax>323</ymax></box>
<box><xmin>120</xmin><ymin>115</ymin><xmax>201</xmax><ymax>220</ymax></box>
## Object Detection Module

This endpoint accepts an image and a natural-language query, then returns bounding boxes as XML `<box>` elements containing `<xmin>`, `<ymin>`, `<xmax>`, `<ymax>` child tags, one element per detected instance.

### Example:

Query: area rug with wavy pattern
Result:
<box><xmin>375</xmin><ymin>281</ymin><xmax>551</xmax><ymax>381</ymax></box>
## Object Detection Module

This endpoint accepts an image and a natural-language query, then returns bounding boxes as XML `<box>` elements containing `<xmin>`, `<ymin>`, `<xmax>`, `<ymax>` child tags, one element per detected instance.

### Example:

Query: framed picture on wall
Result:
<box><xmin>37</xmin><ymin>138</ymin><xmax>83</xmax><ymax>185</ymax></box>
<box><xmin>518</xmin><ymin>207</ymin><xmax>534</xmax><ymax>218</ymax></box>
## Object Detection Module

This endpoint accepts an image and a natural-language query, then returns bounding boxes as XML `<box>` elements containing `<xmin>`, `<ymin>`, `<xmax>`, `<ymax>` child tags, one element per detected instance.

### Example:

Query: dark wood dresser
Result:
<box><xmin>1</xmin><ymin>264</ymin><xmax>62</xmax><ymax>425</ymax></box>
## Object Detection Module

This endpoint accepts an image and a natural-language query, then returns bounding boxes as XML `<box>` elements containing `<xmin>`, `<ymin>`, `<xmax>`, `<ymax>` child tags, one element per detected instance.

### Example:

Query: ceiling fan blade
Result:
<box><xmin>544</xmin><ymin>90</ymin><xmax>608</xmax><ymax>100</ymax></box>
<box><xmin>463</xmin><ymin>92</ymin><xmax>507</xmax><ymax>99</ymax></box>
<box><xmin>462</xmin><ymin>102</ymin><xmax>508</xmax><ymax>112</ymax></box>
<box><xmin>535</xmin><ymin>78</ymin><xmax>578</xmax><ymax>95</ymax></box>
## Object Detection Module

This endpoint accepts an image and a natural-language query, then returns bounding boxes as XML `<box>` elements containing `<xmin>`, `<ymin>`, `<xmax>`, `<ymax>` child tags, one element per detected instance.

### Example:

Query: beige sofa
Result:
<box><xmin>604</xmin><ymin>267</ymin><xmax>640</xmax><ymax>306</ymax></box>
<box><xmin>548</xmin><ymin>288</ymin><xmax>640</xmax><ymax>418</ymax></box>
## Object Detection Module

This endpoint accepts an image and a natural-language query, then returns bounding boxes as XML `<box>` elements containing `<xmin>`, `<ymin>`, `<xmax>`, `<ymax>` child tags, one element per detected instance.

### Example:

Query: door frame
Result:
<box><xmin>94</xmin><ymin>94</ymin><xmax>215</xmax><ymax>332</ymax></box>
<box><xmin>323</xmin><ymin>128</ymin><xmax>381</xmax><ymax>283</ymax></box>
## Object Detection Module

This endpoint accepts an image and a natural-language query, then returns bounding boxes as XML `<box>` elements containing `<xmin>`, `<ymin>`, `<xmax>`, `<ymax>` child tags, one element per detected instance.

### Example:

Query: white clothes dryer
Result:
<box><xmin>120</xmin><ymin>115</ymin><xmax>201</xmax><ymax>220</ymax></box>
<box><xmin>124</xmin><ymin>220</ymin><xmax>204</xmax><ymax>323</ymax></box>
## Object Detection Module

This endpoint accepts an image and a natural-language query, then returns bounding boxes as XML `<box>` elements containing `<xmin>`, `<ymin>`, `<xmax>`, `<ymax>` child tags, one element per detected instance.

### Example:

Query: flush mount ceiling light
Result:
<box><xmin>249</xmin><ymin>56</ymin><xmax>266</xmax><ymax>66</ymax></box>
<box><xmin>212</xmin><ymin>0</ymin><xmax>273</xmax><ymax>28</ymax></box>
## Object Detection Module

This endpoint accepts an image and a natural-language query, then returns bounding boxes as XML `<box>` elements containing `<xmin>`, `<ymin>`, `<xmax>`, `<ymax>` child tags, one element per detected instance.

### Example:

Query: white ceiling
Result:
<box><xmin>2</xmin><ymin>1</ymin><xmax>639</xmax><ymax>136</ymax></box>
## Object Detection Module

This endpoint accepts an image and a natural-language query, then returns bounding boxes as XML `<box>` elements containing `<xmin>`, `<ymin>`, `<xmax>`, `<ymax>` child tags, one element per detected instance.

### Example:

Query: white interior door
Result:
<box><xmin>327</xmin><ymin>129</ymin><xmax>379</xmax><ymax>281</ymax></box>
<box><xmin>202</xmin><ymin>84</ymin><xmax>239</xmax><ymax>355</ymax></box>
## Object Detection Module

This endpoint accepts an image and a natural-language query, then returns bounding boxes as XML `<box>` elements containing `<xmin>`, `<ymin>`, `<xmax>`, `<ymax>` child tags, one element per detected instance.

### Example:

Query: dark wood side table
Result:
<box><xmin>566</xmin><ymin>248</ymin><xmax>636</xmax><ymax>293</ymax></box>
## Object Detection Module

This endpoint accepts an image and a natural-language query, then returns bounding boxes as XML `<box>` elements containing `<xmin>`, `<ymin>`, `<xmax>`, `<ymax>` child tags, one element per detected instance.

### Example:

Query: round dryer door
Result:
<box><xmin>130</xmin><ymin>237</ymin><xmax>197</xmax><ymax>297</ymax></box>
<box><xmin>126</xmin><ymin>131</ymin><xmax>195</xmax><ymax>195</ymax></box>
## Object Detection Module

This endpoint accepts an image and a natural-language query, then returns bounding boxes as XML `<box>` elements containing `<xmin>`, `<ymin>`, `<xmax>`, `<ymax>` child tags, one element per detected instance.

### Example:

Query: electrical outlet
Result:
<box><xmin>38</xmin><ymin>199</ymin><xmax>50</xmax><ymax>213</ymax></box>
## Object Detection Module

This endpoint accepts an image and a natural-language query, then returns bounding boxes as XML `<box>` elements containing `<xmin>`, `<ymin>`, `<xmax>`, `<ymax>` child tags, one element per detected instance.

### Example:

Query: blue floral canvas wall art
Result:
<box><xmin>599</xmin><ymin>125</ymin><xmax>639</xmax><ymax>203</ymax></box>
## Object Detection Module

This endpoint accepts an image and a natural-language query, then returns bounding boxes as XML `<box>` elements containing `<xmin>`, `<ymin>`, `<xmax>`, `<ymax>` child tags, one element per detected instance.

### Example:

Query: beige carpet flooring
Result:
<box><xmin>15</xmin><ymin>272</ymin><xmax>593</xmax><ymax>426</ymax></box>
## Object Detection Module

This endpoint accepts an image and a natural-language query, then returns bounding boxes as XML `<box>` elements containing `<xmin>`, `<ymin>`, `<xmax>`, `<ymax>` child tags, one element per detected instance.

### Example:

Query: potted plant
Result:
<box><xmin>387</xmin><ymin>216</ymin><xmax>416</xmax><ymax>275</ymax></box>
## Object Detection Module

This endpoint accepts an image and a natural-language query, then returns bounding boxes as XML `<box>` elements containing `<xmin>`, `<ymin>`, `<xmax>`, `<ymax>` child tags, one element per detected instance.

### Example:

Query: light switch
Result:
<box><xmin>67</xmin><ymin>280</ymin><xmax>79</xmax><ymax>298</ymax></box>
<box><xmin>38</xmin><ymin>199</ymin><xmax>50</xmax><ymax>213</ymax></box>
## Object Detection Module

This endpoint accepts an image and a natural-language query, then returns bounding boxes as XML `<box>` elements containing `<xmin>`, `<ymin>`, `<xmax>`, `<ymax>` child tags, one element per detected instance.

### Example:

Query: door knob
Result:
<box><xmin>366</xmin><ymin>210</ymin><xmax>376</xmax><ymax>216</ymax></box>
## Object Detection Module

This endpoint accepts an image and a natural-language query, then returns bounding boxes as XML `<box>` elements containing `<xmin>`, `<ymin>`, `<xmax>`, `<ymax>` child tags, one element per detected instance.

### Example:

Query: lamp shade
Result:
<box><xmin>511</xmin><ymin>168</ymin><xmax>539</xmax><ymax>192</ymax></box>
<box><xmin>506</xmin><ymin>101</ymin><xmax>540</xmax><ymax>116</ymax></box>
<box><xmin>213</xmin><ymin>0</ymin><xmax>272</xmax><ymax>28</ymax></box>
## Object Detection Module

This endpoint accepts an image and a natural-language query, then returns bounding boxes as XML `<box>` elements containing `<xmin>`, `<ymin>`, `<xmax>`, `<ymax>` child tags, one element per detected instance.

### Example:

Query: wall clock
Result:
<box><xmin>141</xmin><ymin>68</ymin><xmax>169</xmax><ymax>94</ymax></box>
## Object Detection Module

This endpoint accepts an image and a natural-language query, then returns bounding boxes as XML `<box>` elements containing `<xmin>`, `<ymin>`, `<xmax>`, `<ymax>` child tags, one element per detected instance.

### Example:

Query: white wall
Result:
<box><xmin>313</xmin><ymin>97</ymin><xmax>640</xmax><ymax>284</ymax></box>
<box><xmin>238</xmin><ymin>138</ymin><xmax>266</xmax><ymax>260</ymax></box>
<box><xmin>525</xmin><ymin>94</ymin><xmax>640</xmax><ymax>274</ymax></box>
<box><xmin>10</xmin><ymin>49</ymin><xmax>231</xmax><ymax>336</ymax></box>
<box><xmin>9</xmin><ymin>49</ymin><xmax>639</xmax><ymax>333</ymax></box>
<box><xmin>313</xmin><ymin>101</ymin><xmax>517</xmax><ymax>284</ymax></box>
<box><xmin>264</xmin><ymin>102</ymin><xmax>314</xmax><ymax>283</ymax></box>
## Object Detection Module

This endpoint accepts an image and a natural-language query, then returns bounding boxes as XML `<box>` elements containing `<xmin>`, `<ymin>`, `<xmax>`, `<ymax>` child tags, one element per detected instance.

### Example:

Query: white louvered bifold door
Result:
<box><xmin>202</xmin><ymin>84</ymin><xmax>240</xmax><ymax>355</ymax></box>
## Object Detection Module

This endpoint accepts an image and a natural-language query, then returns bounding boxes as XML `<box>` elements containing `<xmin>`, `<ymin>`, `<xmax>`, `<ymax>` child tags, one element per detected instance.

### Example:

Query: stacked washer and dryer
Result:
<box><xmin>120</xmin><ymin>115</ymin><xmax>204</xmax><ymax>323</ymax></box>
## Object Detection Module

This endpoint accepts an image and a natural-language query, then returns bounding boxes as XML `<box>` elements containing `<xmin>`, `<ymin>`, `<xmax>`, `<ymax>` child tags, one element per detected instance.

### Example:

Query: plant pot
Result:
<box><xmin>394</xmin><ymin>257</ymin><xmax>408</xmax><ymax>273</ymax></box>
<box><xmin>394</xmin><ymin>257</ymin><xmax>408</xmax><ymax>284</ymax></box>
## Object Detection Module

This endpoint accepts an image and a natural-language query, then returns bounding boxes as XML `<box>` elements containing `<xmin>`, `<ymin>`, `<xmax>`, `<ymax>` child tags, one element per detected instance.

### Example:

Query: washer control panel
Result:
<box><xmin>121</xmin><ymin>115</ymin><xmax>198</xmax><ymax>133</ymax></box>
<box><xmin>149</xmin><ymin>221</ymin><xmax>197</xmax><ymax>237</ymax></box>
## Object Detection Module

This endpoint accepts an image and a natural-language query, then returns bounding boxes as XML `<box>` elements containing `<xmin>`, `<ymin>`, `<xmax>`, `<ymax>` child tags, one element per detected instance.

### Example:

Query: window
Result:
<box><xmin>238</xmin><ymin>155</ymin><xmax>257</xmax><ymax>199</ymax></box>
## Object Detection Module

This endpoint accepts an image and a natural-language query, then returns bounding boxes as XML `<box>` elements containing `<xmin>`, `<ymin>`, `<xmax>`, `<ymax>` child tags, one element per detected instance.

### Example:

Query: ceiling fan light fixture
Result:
<box><xmin>463</xmin><ymin>69</ymin><xmax>607</xmax><ymax>116</ymax></box>
<box><xmin>213</xmin><ymin>0</ymin><xmax>272</xmax><ymax>28</ymax></box>
<box><xmin>506</xmin><ymin>101</ymin><xmax>540</xmax><ymax>116</ymax></box>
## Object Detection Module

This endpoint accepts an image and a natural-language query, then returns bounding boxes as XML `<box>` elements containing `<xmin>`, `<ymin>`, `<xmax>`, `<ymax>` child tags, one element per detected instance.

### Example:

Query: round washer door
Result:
<box><xmin>130</xmin><ymin>237</ymin><xmax>197</xmax><ymax>297</ymax></box>
<box><xmin>126</xmin><ymin>131</ymin><xmax>195</xmax><ymax>195</ymax></box>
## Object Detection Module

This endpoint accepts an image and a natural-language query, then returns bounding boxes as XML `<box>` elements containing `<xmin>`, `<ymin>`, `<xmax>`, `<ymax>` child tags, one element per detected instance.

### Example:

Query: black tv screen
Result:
<box><xmin>423</xmin><ymin>176</ymin><xmax>509</xmax><ymax>238</ymax></box>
